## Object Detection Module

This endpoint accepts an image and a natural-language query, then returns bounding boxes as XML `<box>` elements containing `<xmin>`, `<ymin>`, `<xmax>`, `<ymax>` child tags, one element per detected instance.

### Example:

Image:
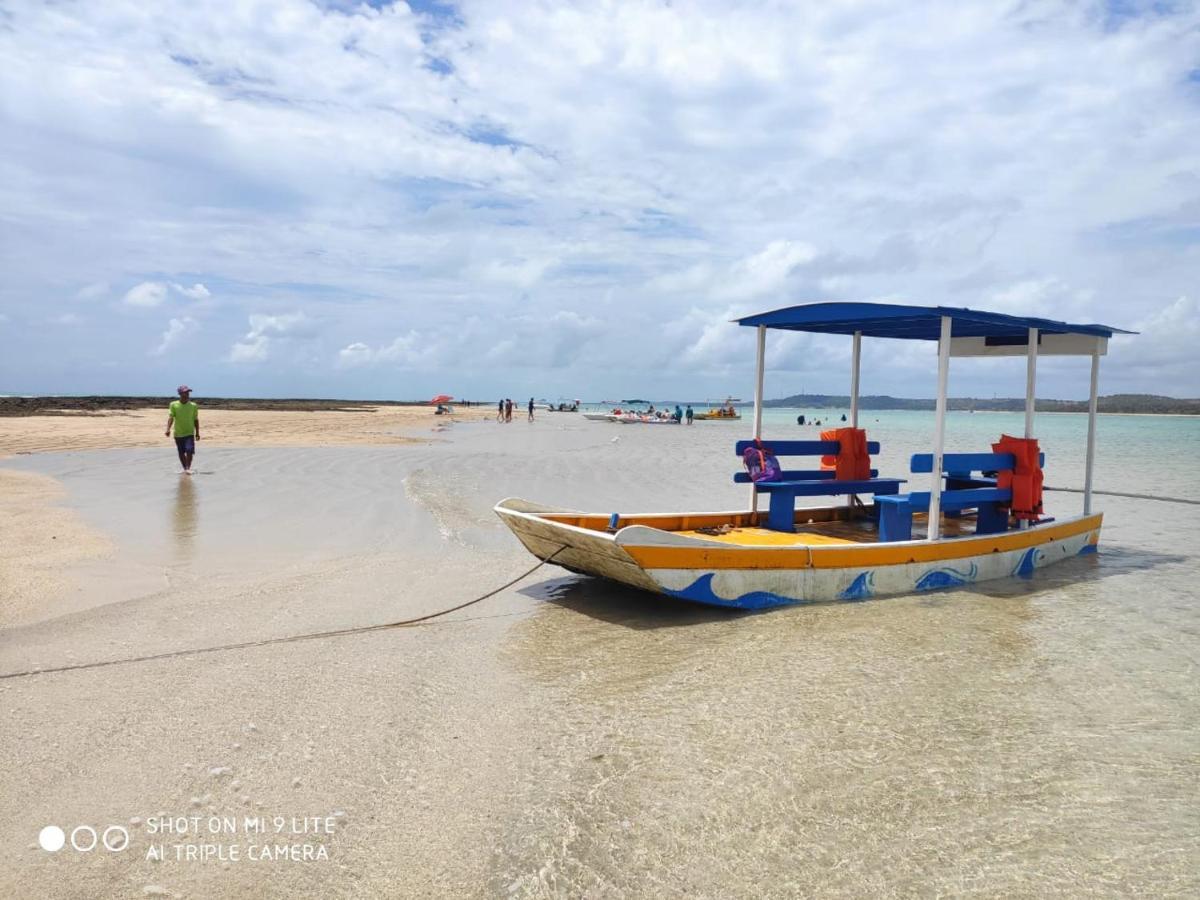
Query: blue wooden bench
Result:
<box><xmin>734</xmin><ymin>440</ymin><xmax>905</xmax><ymax>532</ymax></box>
<box><xmin>875</xmin><ymin>451</ymin><xmax>1043</xmax><ymax>542</ymax></box>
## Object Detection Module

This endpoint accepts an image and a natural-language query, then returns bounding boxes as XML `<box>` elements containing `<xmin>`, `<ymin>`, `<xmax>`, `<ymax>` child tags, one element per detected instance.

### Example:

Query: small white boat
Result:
<box><xmin>610</xmin><ymin>412</ymin><xmax>679</xmax><ymax>424</ymax></box>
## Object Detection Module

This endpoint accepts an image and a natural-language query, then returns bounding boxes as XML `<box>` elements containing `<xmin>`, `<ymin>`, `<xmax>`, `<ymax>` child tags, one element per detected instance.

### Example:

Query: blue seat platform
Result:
<box><xmin>876</xmin><ymin>451</ymin><xmax>1042</xmax><ymax>541</ymax></box>
<box><xmin>734</xmin><ymin>440</ymin><xmax>904</xmax><ymax>532</ymax></box>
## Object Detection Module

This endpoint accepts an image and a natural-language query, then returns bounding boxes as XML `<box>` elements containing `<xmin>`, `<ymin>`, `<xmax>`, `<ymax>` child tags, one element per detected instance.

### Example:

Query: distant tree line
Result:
<box><xmin>763</xmin><ymin>393</ymin><xmax>1200</xmax><ymax>415</ymax></box>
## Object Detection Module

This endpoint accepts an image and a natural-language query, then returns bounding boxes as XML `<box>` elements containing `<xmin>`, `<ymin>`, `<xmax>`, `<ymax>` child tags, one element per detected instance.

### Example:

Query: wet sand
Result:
<box><xmin>0</xmin><ymin>403</ymin><xmax>494</xmax><ymax>457</ymax></box>
<box><xmin>1</xmin><ymin>413</ymin><xmax>1198</xmax><ymax>898</ymax></box>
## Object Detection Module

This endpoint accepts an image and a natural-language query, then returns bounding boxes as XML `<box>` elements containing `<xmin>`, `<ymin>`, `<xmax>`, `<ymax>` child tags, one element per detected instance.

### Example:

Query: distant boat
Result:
<box><xmin>693</xmin><ymin>397</ymin><xmax>742</xmax><ymax>420</ymax></box>
<box><xmin>610</xmin><ymin>411</ymin><xmax>679</xmax><ymax>425</ymax></box>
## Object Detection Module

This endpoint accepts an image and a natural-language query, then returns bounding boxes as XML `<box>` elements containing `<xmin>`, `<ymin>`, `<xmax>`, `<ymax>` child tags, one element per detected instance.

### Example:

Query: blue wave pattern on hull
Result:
<box><xmin>838</xmin><ymin>571</ymin><xmax>875</xmax><ymax>601</ymax></box>
<box><xmin>914</xmin><ymin>563</ymin><xmax>978</xmax><ymax>591</ymax></box>
<box><xmin>1077</xmin><ymin>542</ymin><xmax>1098</xmax><ymax>555</ymax></box>
<box><xmin>1013</xmin><ymin>547</ymin><xmax>1042</xmax><ymax>578</ymax></box>
<box><xmin>661</xmin><ymin>573</ymin><xmax>799</xmax><ymax>610</ymax></box>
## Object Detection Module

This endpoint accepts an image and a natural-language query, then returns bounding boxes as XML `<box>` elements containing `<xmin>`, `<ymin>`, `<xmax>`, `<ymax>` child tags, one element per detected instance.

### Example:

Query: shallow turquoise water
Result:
<box><xmin>3</xmin><ymin>412</ymin><xmax>1198</xmax><ymax>897</ymax></box>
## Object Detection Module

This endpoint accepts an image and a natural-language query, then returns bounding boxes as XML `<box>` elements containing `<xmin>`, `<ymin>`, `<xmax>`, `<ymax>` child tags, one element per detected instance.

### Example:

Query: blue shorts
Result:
<box><xmin>174</xmin><ymin>435</ymin><xmax>195</xmax><ymax>454</ymax></box>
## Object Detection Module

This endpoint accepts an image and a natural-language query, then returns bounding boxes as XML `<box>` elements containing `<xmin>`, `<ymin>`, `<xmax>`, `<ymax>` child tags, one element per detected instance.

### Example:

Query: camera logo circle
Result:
<box><xmin>38</xmin><ymin>826</ymin><xmax>65</xmax><ymax>852</ymax></box>
<box><xmin>71</xmin><ymin>826</ymin><xmax>97</xmax><ymax>851</ymax></box>
<box><xmin>39</xmin><ymin>824</ymin><xmax>129</xmax><ymax>852</ymax></box>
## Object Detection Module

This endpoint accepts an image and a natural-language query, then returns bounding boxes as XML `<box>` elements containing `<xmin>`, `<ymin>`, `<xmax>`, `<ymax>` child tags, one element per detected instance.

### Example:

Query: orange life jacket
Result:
<box><xmin>991</xmin><ymin>434</ymin><xmax>1044</xmax><ymax>520</ymax></box>
<box><xmin>820</xmin><ymin>427</ymin><xmax>871</xmax><ymax>481</ymax></box>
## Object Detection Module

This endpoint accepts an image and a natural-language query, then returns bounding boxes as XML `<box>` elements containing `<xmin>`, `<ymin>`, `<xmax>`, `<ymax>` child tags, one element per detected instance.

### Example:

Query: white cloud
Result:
<box><xmin>123</xmin><ymin>280</ymin><xmax>210</xmax><ymax>308</ymax></box>
<box><xmin>151</xmin><ymin>316</ymin><xmax>197</xmax><ymax>356</ymax></box>
<box><xmin>478</xmin><ymin>257</ymin><xmax>552</xmax><ymax>288</ymax></box>
<box><xmin>1</xmin><ymin>1</ymin><xmax>1198</xmax><ymax>397</ymax></box>
<box><xmin>715</xmin><ymin>240</ymin><xmax>819</xmax><ymax>302</ymax></box>
<box><xmin>229</xmin><ymin>336</ymin><xmax>269</xmax><ymax>363</ymax></box>
<box><xmin>1122</xmin><ymin>294</ymin><xmax>1198</xmax><ymax>369</ymax></box>
<box><xmin>75</xmin><ymin>282</ymin><xmax>109</xmax><ymax>301</ymax></box>
<box><xmin>337</xmin><ymin>342</ymin><xmax>373</xmax><ymax>367</ymax></box>
<box><xmin>336</xmin><ymin>331</ymin><xmax>436</xmax><ymax>369</ymax></box>
<box><xmin>123</xmin><ymin>281</ymin><xmax>168</xmax><ymax>307</ymax></box>
<box><xmin>171</xmin><ymin>282</ymin><xmax>211</xmax><ymax>300</ymax></box>
<box><xmin>229</xmin><ymin>311</ymin><xmax>313</xmax><ymax>363</ymax></box>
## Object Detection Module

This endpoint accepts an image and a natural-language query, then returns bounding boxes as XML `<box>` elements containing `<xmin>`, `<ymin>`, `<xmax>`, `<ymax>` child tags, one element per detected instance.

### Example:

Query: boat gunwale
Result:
<box><xmin>494</xmin><ymin>499</ymin><xmax>1103</xmax><ymax>568</ymax></box>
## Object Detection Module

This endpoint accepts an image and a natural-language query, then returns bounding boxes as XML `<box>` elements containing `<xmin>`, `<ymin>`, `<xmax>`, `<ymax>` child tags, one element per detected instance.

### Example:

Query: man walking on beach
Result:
<box><xmin>686</xmin><ymin>404</ymin><xmax>694</xmax><ymax>425</ymax></box>
<box><xmin>165</xmin><ymin>385</ymin><xmax>199</xmax><ymax>473</ymax></box>
<box><xmin>528</xmin><ymin>397</ymin><xmax>535</xmax><ymax>422</ymax></box>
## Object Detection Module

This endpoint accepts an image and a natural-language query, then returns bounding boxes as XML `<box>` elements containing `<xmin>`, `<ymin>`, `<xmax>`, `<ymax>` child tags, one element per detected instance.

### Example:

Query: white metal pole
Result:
<box><xmin>928</xmin><ymin>316</ymin><xmax>952</xmax><ymax>540</ymax></box>
<box><xmin>850</xmin><ymin>330</ymin><xmax>862</xmax><ymax>427</ymax></box>
<box><xmin>848</xmin><ymin>330</ymin><xmax>862</xmax><ymax>511</ymax></box>
<box><xmin>1019</xmin><ymin>327</ymin><xmax>1039</xmax><ymax>530</ymax></box>
<box><xmin>1084</xmin><ymin>345</ymin><xmax>1099</xmax><ymax>515</ymax></box>
<box><xmin>751</xmin><ymin>325</ymin><xmax>766</xmax><ymax>514</ymax></box>
<box><xmin>1024</xmin><ymin>327</ymin><xmax>1038</xmax><ymax>438</ymax></box>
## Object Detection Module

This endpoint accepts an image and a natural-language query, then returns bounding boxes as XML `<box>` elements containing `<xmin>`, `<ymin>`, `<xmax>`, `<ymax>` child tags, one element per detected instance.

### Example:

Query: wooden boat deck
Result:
<box><xmin>676</xmin><ymin>511</ymin><xmax>977</xmax><ymax>546</ymax></box>
<box><xmin>539</xmin><ymin>504</ymin><xmax>983</xmax><ymax>544</ymax></box>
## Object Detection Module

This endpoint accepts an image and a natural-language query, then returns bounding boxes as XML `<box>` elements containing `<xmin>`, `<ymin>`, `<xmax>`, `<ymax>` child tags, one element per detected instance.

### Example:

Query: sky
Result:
<box><xmin>1</xmin><ymin>0</ymin><xmax>1198</xmax><ymax>402</ymax></box>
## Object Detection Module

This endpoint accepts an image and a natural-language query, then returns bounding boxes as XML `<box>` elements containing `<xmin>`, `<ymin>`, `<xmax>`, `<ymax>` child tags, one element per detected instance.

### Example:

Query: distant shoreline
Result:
<box><xmin>2</xmin><ymin>394</ymin><xmax>1198</xmax><ymax>418</ymax></box>
<box><xmin>0</xmin><ymin>396</ymin><xmax>487</xmax><ymax>417</ymax></box>
<box><xmin>774</xmin><ymin>407</ymin><xmax>1200</xmax><ymax>418</ymax></box>
<box><xmin>764</xmin><ymin>392</ymin><xmax>1200</xmax><ymax>416</ymax></box>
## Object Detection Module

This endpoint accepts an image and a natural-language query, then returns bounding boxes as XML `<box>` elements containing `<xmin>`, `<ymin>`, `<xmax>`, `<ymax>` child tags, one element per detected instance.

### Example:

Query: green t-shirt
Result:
<box><xmin>169</xmin><ymin>400</ymin><xmax>199</xmax><ymax>437</ymax></box>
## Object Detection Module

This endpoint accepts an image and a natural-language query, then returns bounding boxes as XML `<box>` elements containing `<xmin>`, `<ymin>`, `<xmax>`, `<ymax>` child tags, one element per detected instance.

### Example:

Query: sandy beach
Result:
<box><xmin>0</xmin><ymin>403</ymin><xmax>495</xmax><ymax>458</ymax></box>
<box><xmin>2</xmin><ymin>409</ymin><xmax>1198</xmax><ymax>898</ymax></box>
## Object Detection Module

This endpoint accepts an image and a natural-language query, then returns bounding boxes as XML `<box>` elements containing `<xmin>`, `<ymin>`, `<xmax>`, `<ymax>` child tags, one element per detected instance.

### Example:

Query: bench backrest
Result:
<box><xmin>910</xmin><ymin>451</ymin><xmax>1044</xmax><ymax>474</ymax></box>
<box><xmin>733</xmin><ymin>439</ymin><xmax>880</xmax><ymax>484</ymax></box>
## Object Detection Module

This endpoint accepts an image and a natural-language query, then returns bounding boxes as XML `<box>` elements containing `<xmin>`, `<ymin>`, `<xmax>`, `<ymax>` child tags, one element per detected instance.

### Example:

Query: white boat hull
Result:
<box><xmin>494</xmin><ymin>499</ymin><xmax>1102</xmax><ymax>609</ymax></box>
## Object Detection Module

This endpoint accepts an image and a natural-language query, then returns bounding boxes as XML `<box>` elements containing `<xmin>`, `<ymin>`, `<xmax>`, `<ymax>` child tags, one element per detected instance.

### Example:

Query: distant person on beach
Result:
<box><xmin>674</xmin><ymin>404</ymin><xmax>683</xmax><ymax>423</ymax></box>
<box><xmin>686</xmin><ymin>405</ymin><xmax>694</xmax><ymax>425</ymax></box>
<box><xmin>497</xmin><ymin>399</ymin><xmax>504</xmax><ymax>422</ymax></box>
<box><xmin>505</xmin><ymin>398</ymin><xmax>513</xmax><ymax>422</ymax></box>
<box><xmin>164</xmin><ymin>385</ymin><xmax>199</xmax><ymax>474</ymax></box>
<box><xmin>528</xmin><ymin>397</ymin><xmax>535</xmax><ymax>421</ymax></box>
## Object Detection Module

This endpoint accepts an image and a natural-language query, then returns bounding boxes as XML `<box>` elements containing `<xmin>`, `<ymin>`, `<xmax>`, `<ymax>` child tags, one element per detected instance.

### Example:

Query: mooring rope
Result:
<box><xmin>1043</xmin><ymin>486</ymin><xmax>1200</xmax><ymax>506</ymax></box>
<box><xmin>0</xmin><ymin>547</ymin><xmax>567</xmax><ymax>682</ymax></box>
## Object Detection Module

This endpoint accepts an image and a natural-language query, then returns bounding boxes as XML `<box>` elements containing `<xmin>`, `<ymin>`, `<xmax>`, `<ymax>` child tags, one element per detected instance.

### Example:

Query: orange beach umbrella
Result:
<box><xmin>430</xmin><ymin>394</ymin><xmax>453</xmax><ymax>404</ymax></box>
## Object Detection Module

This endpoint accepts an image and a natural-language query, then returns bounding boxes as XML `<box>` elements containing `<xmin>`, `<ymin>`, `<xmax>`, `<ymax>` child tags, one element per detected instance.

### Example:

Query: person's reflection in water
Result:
<box><xmin>172</xmin><ymin>474</ymin><xmax>198</xmax><ymax>560</ymax></box>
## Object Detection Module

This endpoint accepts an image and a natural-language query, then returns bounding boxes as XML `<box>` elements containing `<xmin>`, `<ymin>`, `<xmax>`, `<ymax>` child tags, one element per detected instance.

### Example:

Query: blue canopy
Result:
<box><xmin>734</xmin><ymin>302</ymin><xmax>1134</xmax><ymax>341</ymax></box>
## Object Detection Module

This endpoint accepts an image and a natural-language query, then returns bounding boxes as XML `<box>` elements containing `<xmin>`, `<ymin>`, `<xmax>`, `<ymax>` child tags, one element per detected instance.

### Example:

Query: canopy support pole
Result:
<box><xmin>928</xmin><ymin>316</ymin><xmax>951</xmax><ymax>541</ymax></box>
<box><xmin>1019</xmin><ymin>327</ymin><xmax>1038</xmax><ymax>530</ymax></box>
<box><xmin>750</xmin><ymin>325</ymin><xmax>766</xmax><ymax>516</ymax></box>
<box><xmin>848</xmin><ymin>330</ymin><xmax>862</xmax><ymax>510</ymax></box>
<box><xmin>1084</xmin><ymin>345</ymin><xmax>1099</xmax><ymax>515</ymax></box>
<box><xmin>849</xmin><ymin>330</ymin><xmax>861</xmax><ymax>427</ymax></box>
<box><xmin>1024</xmin><ymin>327</ymin><xmax>1038</xmax><ymax>438</ymax></box>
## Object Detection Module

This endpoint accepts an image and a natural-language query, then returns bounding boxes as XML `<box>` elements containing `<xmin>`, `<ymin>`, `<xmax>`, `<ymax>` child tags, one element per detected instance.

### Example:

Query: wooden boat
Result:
<box><xmin>693</xmin><ymin>396</ymin><xmax>742</xmax><ymax>420</ymax></box>
<box><xmin>495</xmin><ymin>302</ymin><xmax>1133</xmax><ymax>608</ymax></box>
